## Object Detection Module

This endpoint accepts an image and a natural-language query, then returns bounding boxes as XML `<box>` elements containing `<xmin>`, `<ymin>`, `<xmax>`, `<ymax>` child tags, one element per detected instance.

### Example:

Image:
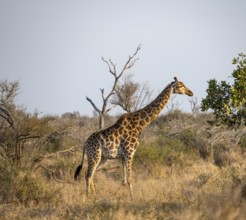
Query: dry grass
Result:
<box><xmin>1</xmin><ymin>157</ymin><xmax>245</xmax><ymax>220</ymax></box>
<box><xmin>1</xmin><ymin>112</ymin><xmax>246</xmax><ymax>220</ymax></box>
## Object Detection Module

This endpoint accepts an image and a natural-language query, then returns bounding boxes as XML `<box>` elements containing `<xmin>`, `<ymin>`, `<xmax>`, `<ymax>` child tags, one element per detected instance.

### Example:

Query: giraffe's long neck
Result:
<box><xmin>131</xmin><ymin>83</ymin><xmax>174</xmax><ymax>130</ymax></box>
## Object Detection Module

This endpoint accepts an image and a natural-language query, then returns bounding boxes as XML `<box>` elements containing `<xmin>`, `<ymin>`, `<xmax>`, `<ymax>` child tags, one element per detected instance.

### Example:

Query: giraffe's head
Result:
<box><xmin>172</xmin><ymin>77</ymin><xmax>193</xmax><ymax>96</ymax></box>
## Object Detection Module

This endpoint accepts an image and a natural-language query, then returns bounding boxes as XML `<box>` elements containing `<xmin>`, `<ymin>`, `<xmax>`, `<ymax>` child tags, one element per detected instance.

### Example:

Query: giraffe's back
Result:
<box><xmin>84</xmin><ymin>126</ymin><xmax>123</xmax><ymax>159</ymax></box>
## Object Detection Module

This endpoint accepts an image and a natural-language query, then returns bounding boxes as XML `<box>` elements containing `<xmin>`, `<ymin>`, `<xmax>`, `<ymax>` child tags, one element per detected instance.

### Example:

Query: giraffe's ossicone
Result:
<box><xmin>74</xmin><ymin>77</ymin><xmax>193</xmax><ymax>198</ymax></box>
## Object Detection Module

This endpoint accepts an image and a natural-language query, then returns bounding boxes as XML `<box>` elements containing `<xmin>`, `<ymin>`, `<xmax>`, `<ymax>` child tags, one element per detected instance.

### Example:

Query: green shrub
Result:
<box><xmin>0</xmin><ymin>162</ymin><xmax>59</xmax><ymax>206</ymax></box>
<box><xmin>239</xmin><ymin>134</ymin><xmax>246</xmax><ymax>153</ymax></box>
<box><xmin>174</xmin><ymin>128</ymin><xmax>210</xmax><ymax>160</ymax></box>
<box><xmin>135</xmin><ymin>135</ymin><xmax>191</xmax><ymax>167</ymax></box>
<box><xmin>213</xmin><ymin>143</ymin><xmax>231</xmax><ymax>168</ymax></box>
<box><xmin>16</xmin><ymin>174</ymin><xmax>58</xmax><ymax>205</ymax></box>
<box><xmin>177</xmin><ymin>128</ymin><xmax>203</xmax><ymax>149</ymax></box>
<box><xmin>45</xmin><ymin>131</ymin><xmax>64</xmax><ymax>153</ymax></box>
<box><xmin>43</xmin><ymin>157</ymin><xmax>68</xmax><ymax>181</ymax></box>
<box><xmin>16</xmin><ymin>172</ymin><xmax>59</xmax><ymax>206</ymax></box>
<box><xmin>0</xmin><ymin>162</ymin><xmax>17</xmax><ymax>203</ymax></box>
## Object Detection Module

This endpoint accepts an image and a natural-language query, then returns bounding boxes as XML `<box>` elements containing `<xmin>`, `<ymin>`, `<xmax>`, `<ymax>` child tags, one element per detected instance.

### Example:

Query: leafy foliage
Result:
<box><xmin>0</xmin><ymin>80</ymin><xmax>50</xmax><ymax>165</ymax></box>
<box><xmin>201</xmin><ymin>53</ymin><xmax>246</xmax><ymax>127</ymax></box>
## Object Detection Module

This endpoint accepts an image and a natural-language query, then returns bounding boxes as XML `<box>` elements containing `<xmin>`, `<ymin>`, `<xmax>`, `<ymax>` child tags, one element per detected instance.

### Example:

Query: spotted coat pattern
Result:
<box><xmin>74</xmin><ymin>77</ymin><xmax>193</xmax><ymax>197</ymax></box>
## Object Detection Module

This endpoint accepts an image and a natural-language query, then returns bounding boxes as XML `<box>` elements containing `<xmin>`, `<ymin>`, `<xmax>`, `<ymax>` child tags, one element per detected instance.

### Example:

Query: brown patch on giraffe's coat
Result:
<box><xmin>132</xmin><ymin>115</ymin><xmax>139</xmax><ymax>122</ymax></box>
<box><xmin>135</xmin><ymin>126</ymin><xmax>141</xmax><ymax>133</ymax></box>
<box><xmin>108</xmin><ymin>143</ymin><xmax>114</xmax><ymax>150</ymax></box>
<box><xmin>122</xmin><ymin>120</ymin><xmax>128</xmax><ymax>126</ymax></box>
<box><xmin>140</xmin><ymin>111</ymin><xmax>147</xmax><ymax>120</ymax></box>
<box><xmin>114</xmin><ymin>130</ymin><xmax>119</xmax><ymax>137</ymax></box>
<box><xmin>109</xmin><ymin>135</ymin><xmax>114</xmax><ymax>142</ymax></box>
<box><xmin>139</xmin><ymin>120</ymin><xmax>145</xmax><ymax>127</ymax></box>
<box><xmin>119</xmin><ymin>127</ymin><xmax>124</xmax><ymax>135</ymax></box>
<box><xmin>126</xmin><ymin>124</ymin><xmax>132</xmax><ymax>130</ymax></box>
<box><xmin>123</xmin><ymin>134</ymin><xmax>128</xmax><ymax>140</ymax></box>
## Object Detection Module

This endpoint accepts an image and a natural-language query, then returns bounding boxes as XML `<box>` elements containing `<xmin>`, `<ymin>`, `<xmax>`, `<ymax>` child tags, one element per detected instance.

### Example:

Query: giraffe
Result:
<box><xmin>74</xmin><ymin>77</ymin><xmax>193</xmax><ymax>198</ymax></box>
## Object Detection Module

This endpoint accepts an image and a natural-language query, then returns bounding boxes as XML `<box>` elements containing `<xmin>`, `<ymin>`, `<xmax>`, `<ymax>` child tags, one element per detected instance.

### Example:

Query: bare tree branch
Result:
<box><xmin>31</xmin><ymin>146</ymin><xmax>77</xmax><ymax>172</ymax></box>
<box><xmin>17</xmin><ymin>134</ymin><xmax>40</xmax><ymax>142</ymax></box>
<box><xmin>102</xmin><ymin>57</ymin><xmax>116</xmax><ymax>76</ymax></box>
<box><xmin>86</xmin><ymin>96</ymin><xmax>100</xmax><ymax>114</ymax></box>
<box><xmin>189</xmin><ymin>96</ymin><xmax>199</xmax><ymax>113</ymax></box>
<box><xmin>118</xmin><ymin>44</ymin><xmax>141</xmax><ymax>79</ymax></box>
<box><xmin>0</xmin><ymin>80</ymin><xmax>19</xmax><ymax>105</ymax></box>
<box><xmin>166</xmin><ymin>95</ymin><xmax>181</xmax><ymax>112</ymax></box>
<box><xmin>0</xmin><ymin>104</ymin><xmax>14</xmax><ymax>127</ymax></box>
<box><xmin>36</xmin><ymin>165</ymin><xmax>75</xmax><ymax>184</ymax></box>
<box><xmin>133</xmin><ymin>81</ymin><xmax>152</xmax><ymax>111</ymax></box>
<box><xmin>86</xmin><ymin>45</ymin><xmax>141</xmax><ymax>129</ymax></box>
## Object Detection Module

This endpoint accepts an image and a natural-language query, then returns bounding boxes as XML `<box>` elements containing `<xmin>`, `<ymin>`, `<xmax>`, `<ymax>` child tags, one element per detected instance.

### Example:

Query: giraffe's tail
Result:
<box><xmin>74</xmin><ymin>145</ymin><xmax>86</xmax><ymax>181</ymax></box>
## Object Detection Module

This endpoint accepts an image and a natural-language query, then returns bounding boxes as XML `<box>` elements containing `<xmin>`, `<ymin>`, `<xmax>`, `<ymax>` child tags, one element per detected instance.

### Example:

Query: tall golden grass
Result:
<box><xmin>0</xmin><ymin>112</ymin><xmax>246</xmax><ymax>220</ymax></box>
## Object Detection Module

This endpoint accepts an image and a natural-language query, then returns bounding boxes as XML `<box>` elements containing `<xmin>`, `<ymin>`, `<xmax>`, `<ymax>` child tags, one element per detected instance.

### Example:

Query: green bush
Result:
<box><xmin>45</xmin><ymin>131</ymin><xmax>64</xmax><ymax>153</ymax></box>
<box><xmin>16</xmin><ymin>173</ymin><xmax>59</xmax><ymax>206</ymax></box>
<box><xmin>135</xmin><ymin>135</ymin><xmax>190</xmax><ymax>167</ymax></box>
<box><xmin>213</xmin><ymin>143</ymin><xmax>231</xmax><ymax>168</ymax></box>
<box><xmin>239</xmin><ymin>134</ymin><xmax>246</xmax><ymax>153</ymax></box>
<box><xmin>0</xmin><ymin>162</ymin><xmax>59</xmax><ymax>206</ymax></box>
<box><xmin>174</xmin><ymin>128</ymin><xmax>210</xmax><ymax>160</ymax></box>
<box><xmin>0</xmin><ymin>162</ymin><xmax>17</xmax><ymax>203</ymax></box>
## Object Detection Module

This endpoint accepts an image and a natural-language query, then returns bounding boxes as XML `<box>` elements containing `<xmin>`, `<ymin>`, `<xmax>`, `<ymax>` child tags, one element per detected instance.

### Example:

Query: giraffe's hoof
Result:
<box><xmin>122</xmin><ymin>181</ymin><xmax>127</xmax><ymax>186</ymax></box>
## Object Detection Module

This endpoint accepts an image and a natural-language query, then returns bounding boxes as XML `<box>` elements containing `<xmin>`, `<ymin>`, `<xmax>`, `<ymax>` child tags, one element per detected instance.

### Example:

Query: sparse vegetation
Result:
<box><xmin>1</xmin><ymin>105</ymin><xmax>246</xmax><ymax>219</ymax></box>
<box><xmin>1</xmin><ymin>68</ymin><xmax>246</xmax><ymax>220</ymax></box>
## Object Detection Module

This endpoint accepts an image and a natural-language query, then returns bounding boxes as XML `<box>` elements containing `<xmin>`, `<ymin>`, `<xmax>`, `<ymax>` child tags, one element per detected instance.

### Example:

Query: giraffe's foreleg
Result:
<box><xmin>125</xmin><ymin>156</ymin><xmax>134</xmax><ymax>199</ymax></box>
<box><xmin>112</xmin><ymin>155</ymin><xmax>135</xmax><ymax>200</ymax></box>
<box><xmin>122</xmin><ymin>157</ymin><xmax>127</xmax><ymax>186</ymax></box>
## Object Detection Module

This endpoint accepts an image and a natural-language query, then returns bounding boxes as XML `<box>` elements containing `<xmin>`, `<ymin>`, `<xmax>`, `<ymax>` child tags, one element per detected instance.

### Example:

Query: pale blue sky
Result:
<box><xmin>0</xmin><ymin>0</ymin><xmax>246</xmax><ymax>116</ymax></box>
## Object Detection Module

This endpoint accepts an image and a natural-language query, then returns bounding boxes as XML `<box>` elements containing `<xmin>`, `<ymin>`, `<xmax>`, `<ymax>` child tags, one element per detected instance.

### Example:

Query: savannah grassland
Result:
<box><xmin>0</xmin><ymin>111</ymin><xmax>246</xmax><ymax>220</ymax></box>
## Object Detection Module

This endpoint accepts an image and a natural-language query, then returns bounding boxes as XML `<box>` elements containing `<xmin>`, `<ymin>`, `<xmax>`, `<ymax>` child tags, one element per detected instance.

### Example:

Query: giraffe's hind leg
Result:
<box><xmin>96</xmin><ymin>156</ymin><xmax>107</xmax><ymax>171</ymax></box>
<box><xmin>85</xmin><ymin>150</ymin><xmax>101</xmax><ymax>195</ymax></box>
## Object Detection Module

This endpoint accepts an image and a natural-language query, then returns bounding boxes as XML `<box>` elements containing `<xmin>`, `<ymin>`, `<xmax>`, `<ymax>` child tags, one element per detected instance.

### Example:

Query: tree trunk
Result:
<box><xmin>99</xmin><ymin>113</ymin><xmax>105</xmax><ymax>130</ymax></box>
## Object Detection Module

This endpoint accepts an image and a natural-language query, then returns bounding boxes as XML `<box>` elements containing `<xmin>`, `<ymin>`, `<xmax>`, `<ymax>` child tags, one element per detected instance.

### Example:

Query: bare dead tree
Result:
<box><xmin>86</xmin><ymin>44</ymin><xmax>141</xmax><ymax>129</ymax></box>
<box><xmin>189</xmin><ymin>96</ymin><xmax>200</xmax><ymax>114</ymax></box>
<box><xmin>111</xmin><ymin>74</ymin><xmax>152</xmax><ymax>112</ymax></box>
<box><xmin>166</xmin><ymin>95</ymin><xmax>181</xmax><ymax>112</ymax></box>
